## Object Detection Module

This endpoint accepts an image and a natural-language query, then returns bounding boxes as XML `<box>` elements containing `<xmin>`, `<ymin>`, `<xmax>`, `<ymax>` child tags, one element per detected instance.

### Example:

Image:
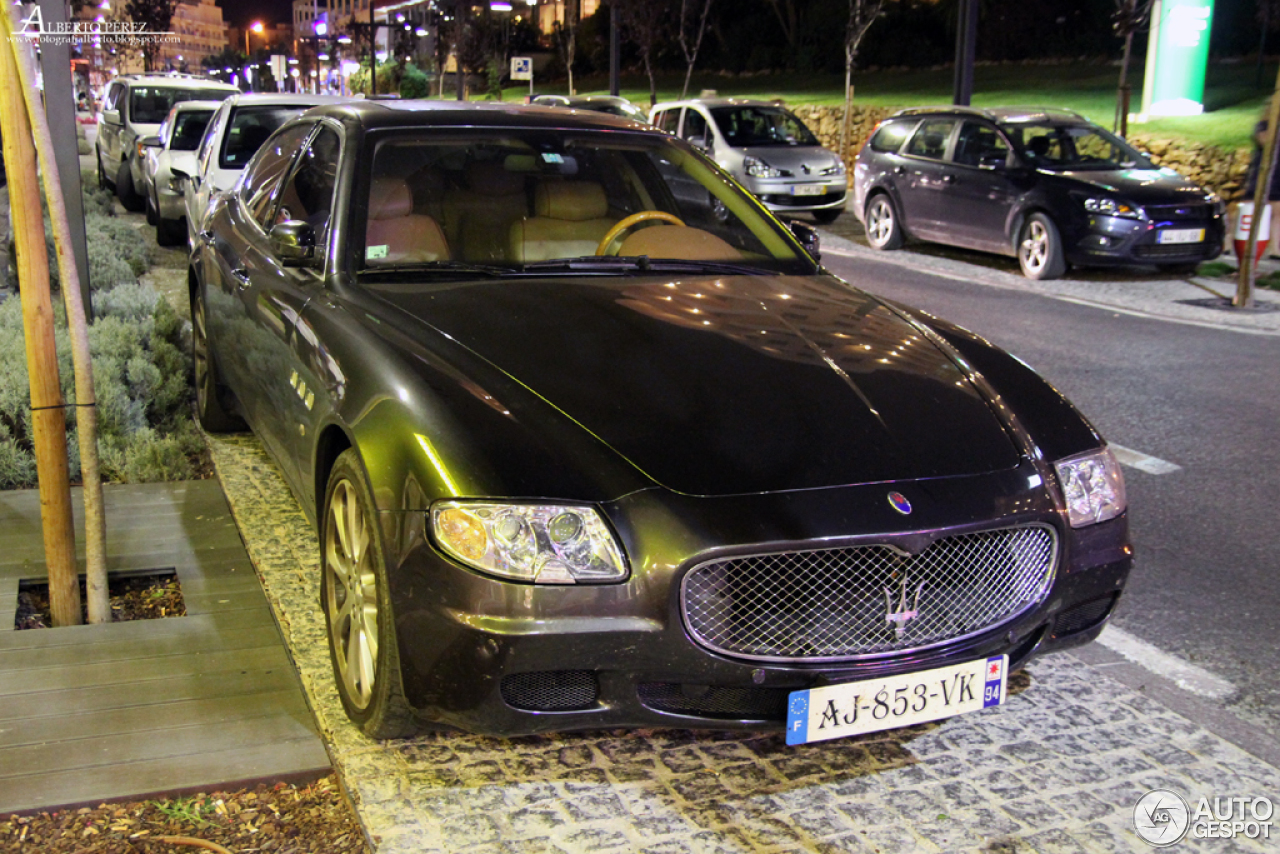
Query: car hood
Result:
<box><xmin>1052</xmin><ymin>167</ymin><xmax>1209</xmax><ymax>205</ymax></box>
<box><xmin>368</xmin><ymin>273</ymin><xmax>1021</xmax><ymax>496</ymax></box>
<box><xmin>733</xmin><ymin>145</ymin><xmax>843</xmax><ymax>175</ymax></box>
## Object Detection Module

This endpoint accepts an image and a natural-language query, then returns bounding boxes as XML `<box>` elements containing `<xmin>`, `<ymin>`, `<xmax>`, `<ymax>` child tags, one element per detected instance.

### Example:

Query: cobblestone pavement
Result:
<box><xmin>204</xmin><ymin>432</ymin><xmax>1280</xmax><ymax>854</ymax></box>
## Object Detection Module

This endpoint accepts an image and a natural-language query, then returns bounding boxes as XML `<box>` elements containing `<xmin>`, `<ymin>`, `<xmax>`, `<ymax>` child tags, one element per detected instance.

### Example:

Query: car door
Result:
<box><xmin>205</xmin><ymin>123</ymin><xmax>315</xmax><ymax>490</ymax></box>
<box><xmin>98</xmin><ymin>82</ymin><xmax>125</xmax><ymax>172</ymax></box>
<box><xmin>186</xmin><ymin>102</ymin><xmax>230</xmax><ymax>243</ymax></box>
<box><xmin>934</xmin><ymin>120</ymin><xmax>1021</xmax><ymax>253</ymax></box>
<box><xmin>897</xmin><ymin>118</ymin><xmax>959</xmax><ymax>240</ymax></box>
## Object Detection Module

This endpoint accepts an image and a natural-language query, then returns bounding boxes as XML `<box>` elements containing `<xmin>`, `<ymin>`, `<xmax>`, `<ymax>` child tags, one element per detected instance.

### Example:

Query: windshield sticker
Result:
<box><xmin>541</xmin><ymin>153</ymin><xmax>564</xmax><ymax>164</ymax></box>
<box><xmin>367</xmin><ymin>244</ymin><xmax>388</xmax><ymax>260</ymax></box>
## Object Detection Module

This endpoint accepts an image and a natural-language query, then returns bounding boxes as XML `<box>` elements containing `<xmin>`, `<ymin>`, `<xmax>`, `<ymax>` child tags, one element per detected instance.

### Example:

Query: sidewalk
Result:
<box><xmin>204</xmin><ymin>430</ymin><xmax>1280</xmax><ymax>854</ymax></box>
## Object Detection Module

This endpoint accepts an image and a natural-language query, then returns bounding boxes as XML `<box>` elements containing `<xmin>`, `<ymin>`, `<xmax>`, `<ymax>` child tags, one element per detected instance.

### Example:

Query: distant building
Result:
<box><xmin>159</xmin><ymin>0</ymin><xmax>226</xmax><ymax>71</ymax></box>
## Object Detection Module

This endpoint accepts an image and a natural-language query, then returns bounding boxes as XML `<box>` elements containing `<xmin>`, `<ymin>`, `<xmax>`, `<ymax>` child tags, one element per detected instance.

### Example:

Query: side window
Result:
<box><xmin>953</xmin><ymin>122</ymin><xmax>1009</xmax><ymax>168</ymax></box>
<box><xmin>104</xmin><ymin>83</ymin><xmax>123</xmax><ymax>111</ymax></box>
<box><xmin>681</xmin><ymin>109</ymin><xmax>708</xmax><ymax>146</ymax></box>
<box><xmin>1020</xmin><ymin>126</ymin><xmax>1063</xmax><ymax>163</ymax></box>
<box><xmin>905</xmin><ymin>119</ymin><xmax>957</xmax><ymax>161</ymax></box>
<box><xmin>653</xmin><ymin>109</ymin><xmax>678</xmax><ymax>134</ymax></box>
<box><xmin>197</xmin><ymin>105</ymin><xmax>227</xmax><ymax>175</ymax></box>
<box><xmin>274</xmin><ymin>127</ymin><xmax>341</xmax><ymax>245</ymax></box>
<box><xmin>869</xmin><ymin>120</ymin><xmax>913</xmax><ymax>154</ymax></box>
<box><xmin>240</xmin><ymin>124</ymin><xmax>314</xmax><ymax>230</ymax></box>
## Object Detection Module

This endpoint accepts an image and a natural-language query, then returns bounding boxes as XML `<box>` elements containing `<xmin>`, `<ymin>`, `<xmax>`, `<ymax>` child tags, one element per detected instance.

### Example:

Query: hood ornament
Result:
<box><xmin>887</xmin><ymin>491</ymin><xmax>912</xmax><ymax>515</ymax></box>
<box><xmin>885</xmin><ymin>576</ymin><xmax>924</xmax><ymax>640</ymax></box>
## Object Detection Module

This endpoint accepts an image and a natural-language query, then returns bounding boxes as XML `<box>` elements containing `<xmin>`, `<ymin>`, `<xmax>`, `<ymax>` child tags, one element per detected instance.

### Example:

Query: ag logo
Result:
<box><xmin>1133</xmin><ymin>789</ymin><xmax>1190</xmax><ymax>846</ymax></box>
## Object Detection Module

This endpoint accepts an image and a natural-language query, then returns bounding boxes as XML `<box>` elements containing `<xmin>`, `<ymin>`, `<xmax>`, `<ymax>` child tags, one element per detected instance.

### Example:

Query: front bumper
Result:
<box><xmin>384</xmin><ymin>464</ymin><xmax>1131</xmax><ymax>737</ymax></box>
<box><xmin>742</xmin><ymin>176</ymin><xmax>847</xmax><ymax>214</ymax></box>
<box><xmin>1066</xmin><ymin>212</ymin><xmax>1225</xmax><ymax>267</ymax></box>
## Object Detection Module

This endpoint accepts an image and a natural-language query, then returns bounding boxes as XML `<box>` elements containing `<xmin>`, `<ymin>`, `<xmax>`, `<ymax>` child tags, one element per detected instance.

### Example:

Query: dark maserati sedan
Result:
<box><xmin>190</xmin><ymin>101</ymin><xmax>1131</xmax><ymax>741</ymax></box>
<box><xmin>852</xmin><ymin>106</ymin><xmax>1225</xmax><ymax>279</ymax></box>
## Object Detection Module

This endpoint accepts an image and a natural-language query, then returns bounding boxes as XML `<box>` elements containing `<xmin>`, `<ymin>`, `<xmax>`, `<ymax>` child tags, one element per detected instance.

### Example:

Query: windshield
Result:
<box><xmin>220</xmin><ymin>105</ymin><xmax>317</xmax><ymax>169</ymax></box>
<box><xmin>1000</xmin><ymin>121</ymin><xmax>1151</xmax><ymax>170</ymax></box>
<box><xmin>359</xmin><ymin>129</ymin><xmax>811</xmax><ymax>275</ymax></box>
<box><xmin>129</xmin><ymin>87</ymin><xmax>231</xmax><ymax>125</ymax></box>
<box><xmin>709</xmin><ymin>106</ymin><xmax>819</xmax><ymax>148</ymax></box>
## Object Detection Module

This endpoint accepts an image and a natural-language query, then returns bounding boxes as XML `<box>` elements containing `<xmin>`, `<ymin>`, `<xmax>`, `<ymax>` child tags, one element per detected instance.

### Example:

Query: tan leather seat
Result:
<box><xmin>442</xmin><ymin>161</ymin><xmax>529</xmax><ymax>263</ymax></box>
<box><xmin>617</xmin><ymin>225</ymin><xmax>743</xmax><ymax>260</ymax></box>
<box><xmin>365</xmin><ymin>177</ymin><xmax>449</xmax><ymax>265</ymax></box>
<box><xmin>509</xmin><ymin>181</ymin><xmax>615</xmax><ymax>262</ymax></box>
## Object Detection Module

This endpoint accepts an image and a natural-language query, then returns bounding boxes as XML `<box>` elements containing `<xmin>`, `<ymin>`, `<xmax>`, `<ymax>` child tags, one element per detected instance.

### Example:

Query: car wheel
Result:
<box><xmin>1017</xmin><ymin>212</ymin><xmax>1067</xmax><ymax>280</ymax></box>
<box><xmin>321</xmin><ymin>448</ymin><xmax>418</xmax><ymax>739</ymax></box>
<box><xmin>145</xmin><ymin>190</ymin><xmax>158</xmax><ymax>226</ymax></box>
<box><xmin>156</xmin><ymin>216</ymin><xmax>184</xmax><ymax>248</ymax></box>
<box><xmin>115</xmin><ymin>160</ymin><xmax>144</xmax><ymax>212</ymax></box>
<box><xmin>864</xmin><ymin>193</ymin><xmax>903</xmax><ymax>250</ymax></box>
<box><xmin>813</xmin><ymin>208</ymin><xmax>841</xmax><ymax>225</ymax></box>
<box><xmin>191</xmin><ymin>287</ymin><xmax>246</xmax><ymax>432</ymax></box>
<box><xmin>96</xmin><ymin>150</ymin><xmax>110</xmax><ymax>190</ymax></box>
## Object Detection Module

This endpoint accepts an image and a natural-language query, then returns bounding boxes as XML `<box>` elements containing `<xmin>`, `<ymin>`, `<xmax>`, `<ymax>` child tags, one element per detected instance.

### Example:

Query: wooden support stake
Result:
<box><xmin>1239</xmin><ymin>66</ymin><xmax>1280</xmax><ymax>309</ymax></box>
<box><xmin>0</xmin><ymin>33</ymin><xmax>80</xmax><ymax>626</ymax></box>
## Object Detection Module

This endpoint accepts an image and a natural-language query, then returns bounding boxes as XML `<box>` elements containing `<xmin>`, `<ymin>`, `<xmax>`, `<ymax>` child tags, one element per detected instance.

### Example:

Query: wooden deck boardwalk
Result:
<box><xmin>0</xmin><ymin>480</ymin><xmax>330</xmax><ymax>815</ymax></box>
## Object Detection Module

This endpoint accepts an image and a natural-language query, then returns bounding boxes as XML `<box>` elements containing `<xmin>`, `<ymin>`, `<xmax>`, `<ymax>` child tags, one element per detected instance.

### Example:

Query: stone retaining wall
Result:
<box><xmin>789</xmin><ymin>103</ymin><xmax>1249</xmax><ymax>202</ymax></box>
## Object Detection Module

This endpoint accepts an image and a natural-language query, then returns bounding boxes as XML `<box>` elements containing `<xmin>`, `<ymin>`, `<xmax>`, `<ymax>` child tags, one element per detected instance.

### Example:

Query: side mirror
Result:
<box><xmin>789</xmin><ymin>220</ymin><xmax>821</xmax><ymax>263</ymax></box>
<box><xmin>101</xmin><ymin>109</ymin><xmax>121</xmax><ymax>125</ymax></box>
<box><xmin>141</xmin><ymin>135</ymin><xmax>162</xmax><ymax>148</ymax></box>
<box><xmin>269</xmin><ymin>220</ymin><xmax>317</xmax><ymax>267</ymax></box>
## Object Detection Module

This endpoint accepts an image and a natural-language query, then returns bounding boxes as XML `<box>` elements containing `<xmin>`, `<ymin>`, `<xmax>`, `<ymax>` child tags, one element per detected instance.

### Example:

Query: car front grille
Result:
<box><xmin>761</xmin><ymin>189</ymin><xmax>846</xmax><ymax>207</ymax></box>
<box><xmin>1133</xmin><ymin>243</ymin><xmax>1210</xmax><ymax>259</ymax></box>
<box><xmin>1143</xmin><ymin>203</ymin><xmax>1212</xmax><ymax>222</ymax></box>
<box><xmin>500</xmin><ymin>670</ymin><xmax>598</xmax><ymax>711</ymax></box>
<box><xmin>681</xmin><ymin>525</ymin><xmax>1057</xmax><ymax>662</ymax></box>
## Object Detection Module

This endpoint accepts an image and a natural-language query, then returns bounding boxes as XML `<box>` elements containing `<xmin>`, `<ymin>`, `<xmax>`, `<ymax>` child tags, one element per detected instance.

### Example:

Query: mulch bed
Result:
<box><xmin>0</xmin><ymin>775</ymin><xmax>370</xmax><ymax>853</ymax></box>
<box><xmin>14</xmin><ymin>573</ymin><xmax>185</xmax><ymax>630</ymax></box>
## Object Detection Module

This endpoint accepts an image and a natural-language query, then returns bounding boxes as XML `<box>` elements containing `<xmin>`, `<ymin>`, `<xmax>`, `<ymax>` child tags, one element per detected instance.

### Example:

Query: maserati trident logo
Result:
<box><xmin>884</xmin><ymin>576</ymin><xmax>923</xmax><ymax>640</ymax></box>
<box><xmin>887</xmin><ymin>491</ymin><xmax>912</xmax><ymax>515</ymax></box>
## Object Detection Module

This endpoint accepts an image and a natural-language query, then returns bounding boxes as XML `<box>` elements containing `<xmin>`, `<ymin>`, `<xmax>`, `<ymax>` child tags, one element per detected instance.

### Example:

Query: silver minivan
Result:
<box><xmin>650</xmin><ymin>98</ymin><xmax>846</xmax><ymax>223</ymax></box>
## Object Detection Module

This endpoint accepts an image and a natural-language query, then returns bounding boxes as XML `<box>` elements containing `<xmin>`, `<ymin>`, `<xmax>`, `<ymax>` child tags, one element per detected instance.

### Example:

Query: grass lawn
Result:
<box><xmin>508</xmin><ymin>59</ymin><xmax>1276</xmax><ymax>151</ymax></box>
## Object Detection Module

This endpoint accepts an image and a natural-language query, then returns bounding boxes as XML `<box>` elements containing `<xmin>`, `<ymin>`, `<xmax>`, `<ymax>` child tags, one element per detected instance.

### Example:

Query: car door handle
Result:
<box><xmin>893</xmin><ymin>166</ymin><xmax>906</xmax><ymax>175</ymax></box>
<box><xmin>942</xmin><ymin>174</ymin><xmax>956</xmax><ymax>185</ymax></box>
<box><xmin>231</xmin><ymin>267</ymin><xmax>251</xmax><ymax>286</ymax></box>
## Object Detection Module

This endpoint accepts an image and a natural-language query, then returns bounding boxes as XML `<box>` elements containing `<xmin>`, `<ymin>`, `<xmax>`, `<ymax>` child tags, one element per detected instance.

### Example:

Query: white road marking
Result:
<box><xmin>1109</xmin><ymin>444</ymin><xmax>1182</xmax><ymax>475</ymax></box>
<box><xmin>1094</xmin><ymin>625</ymin><xmax>1236</xmax><ymax>700</ymax></box>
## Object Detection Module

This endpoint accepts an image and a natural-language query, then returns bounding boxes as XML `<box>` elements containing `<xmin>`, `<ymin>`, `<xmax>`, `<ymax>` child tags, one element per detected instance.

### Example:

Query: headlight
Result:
<box><xmin>1082</xmin><ymin>197</ymin><xmax>1143</xmax><ymax>220</ymax></box>
<box><xmin>1206</xmin><ymin>192</ymin><xmax>1225</xmax><ymax>216</ymax></box>
<box><xmin>431</xmin><ymin>501</ymin><xmax>627</xmax><ymax>584</ymax></box>
<box><xmin>745</xmin><ymin>156</ymin><xmax>783</xmax><ymax>178</ymax></box>
<box><xmin>1054</xmin><ymin>448</ymin><xmax>1126</xmax><ymax>528</ymax></box>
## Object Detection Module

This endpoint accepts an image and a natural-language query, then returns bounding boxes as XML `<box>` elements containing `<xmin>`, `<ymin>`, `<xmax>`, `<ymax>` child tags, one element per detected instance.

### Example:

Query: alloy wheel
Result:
<box><xmin>324</xmin><ymin>478</ymin><xmax>379</xmax><ymax>710</ymax></box>
<box><xmin>192</xmin><ymin>298</ymin><xmax>212</xmax><ymax>413</ymax></box>
<box><xmin>1020</xmin><ymin>220</ymin><xmax>1050</xmax><ymax>274</ymax></box>
<box><xmin>866</xmin><ymin>197</ymin><xmax>896</xmax><ymax>248</ymax></box>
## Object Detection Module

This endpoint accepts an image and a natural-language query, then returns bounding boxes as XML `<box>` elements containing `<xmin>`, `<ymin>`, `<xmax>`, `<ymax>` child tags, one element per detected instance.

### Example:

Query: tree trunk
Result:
<box><xmin>0</xmin><ymin>19</ymin><xmax>81</xmax><ymax>627</ymax></box>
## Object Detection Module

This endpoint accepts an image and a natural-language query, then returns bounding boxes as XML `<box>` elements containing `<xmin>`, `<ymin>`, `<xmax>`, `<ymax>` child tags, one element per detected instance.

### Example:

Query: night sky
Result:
<box><xmin>219</xmin><ymin>0</ymin><xmax>296</xmax><ymax>33</ymax></box>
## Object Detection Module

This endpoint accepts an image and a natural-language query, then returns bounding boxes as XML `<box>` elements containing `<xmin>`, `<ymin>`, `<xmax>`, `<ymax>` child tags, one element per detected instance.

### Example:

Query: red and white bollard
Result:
<box><xmin>1233</xmin><ymin>201</ymin><xmax>1272</xmax><ymax>263</ymax></box>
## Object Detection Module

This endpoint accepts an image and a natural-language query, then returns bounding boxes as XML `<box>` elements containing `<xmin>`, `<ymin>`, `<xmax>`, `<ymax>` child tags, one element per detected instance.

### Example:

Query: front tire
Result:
<box><xmin>321</xmin><ymin>449</ymin><xmax>418</xmax><ymax>739</ymax></box>
<box><xmin>191</xmin><ymin>287</ymin><xmax>246</xmax><ymax>432</ymax></box>
<box><xmin>96</xmin><ymin>150</ymin><xmax>110</xmax><ymax>190</ymax></box>
<box><xmin>115</xmin><ymin>160</ymin><xmax>144</xmax><ymax>212</ymax></box>
<box><xmin>145</xmin><ymin>190</ymin><xmax>158</xmax><ymax>226</ymax></box>
<box><xmin>864</xmin><ymin>193</ymin><xmax>903</xmax><ymax>250</ymax></box>
<box><xmin>1017</xmin><ymin>212</ymin><xmax>1067</xmax><ymax>280</ymax></box>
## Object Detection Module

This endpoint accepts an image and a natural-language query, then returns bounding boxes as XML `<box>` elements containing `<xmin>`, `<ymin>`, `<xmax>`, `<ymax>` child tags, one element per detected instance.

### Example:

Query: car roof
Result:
<box><xmin>117</xmin><ymin>74</ymin><xmax>238</xmax><ymax>90</ymax></box>
<box><xmin>170</xmin><ymin>99</ymin><xmax>225</xmax><ymax>111</ymax></box>
<box><xmin>651</xmin><ymin>97</ymin><xmax>790</xmax><ymax>111</ymax></box>
<box><xmin>297</xmin><ymin>100</ymin><xmax>649</xmax><ymax>132</ymax></box>
<box><xmin>889</xmin><ymin>105</ymin><xmax>1087</xmax><ymax>124</ymax></box>
<box><xmin>222</xmin><ymin>92</ymin><xmax>354</xmax><ymax>108</ymax></box>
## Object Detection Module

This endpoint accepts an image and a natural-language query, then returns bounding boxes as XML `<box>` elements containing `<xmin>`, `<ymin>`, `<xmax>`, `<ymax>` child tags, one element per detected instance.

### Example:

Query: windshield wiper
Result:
<box><xmin>518</xmin><ymin>256</ymin><xmax>776</xmax><ymax>276</ymax></box>
<box><xmin>360</xmin><ymin>261</ymin><xmax>514</xmax><ymax>277</ymax></box>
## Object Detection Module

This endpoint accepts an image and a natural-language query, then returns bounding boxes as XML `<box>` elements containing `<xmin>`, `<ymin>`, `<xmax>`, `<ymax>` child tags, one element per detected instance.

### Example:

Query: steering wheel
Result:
<box><xmin>595</xmin><ymin>210</ymin><xmax>686</xmax><ymax>256</ymax></box>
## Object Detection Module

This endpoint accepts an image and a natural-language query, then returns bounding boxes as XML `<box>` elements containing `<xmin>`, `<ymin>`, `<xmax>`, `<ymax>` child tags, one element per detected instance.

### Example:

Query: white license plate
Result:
<box><xmin>1158</xmin><ymin>228</ymin><xmax>1204</xmax><ymax>244</ymax></box>
<box><xmin>786</xmin><ymin>655</ymin><xmax>1007</xmax><ymax>745</ymax></box>
<box><xmin>791</xmin><ymin>184</ymin><xmax>826</xmax><ymax>196</ymax></box>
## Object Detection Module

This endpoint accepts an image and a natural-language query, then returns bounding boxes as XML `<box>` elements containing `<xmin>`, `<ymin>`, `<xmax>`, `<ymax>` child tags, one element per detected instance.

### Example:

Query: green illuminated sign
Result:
<box><xmin>1141</xmin><ymin>0</ymin><xmax>1214</xmax><ymax>117</ymax></box>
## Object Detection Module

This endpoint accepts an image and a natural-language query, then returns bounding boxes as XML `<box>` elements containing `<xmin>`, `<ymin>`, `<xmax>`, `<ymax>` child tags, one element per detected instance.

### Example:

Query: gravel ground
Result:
<box><xmin>0</xmin><ymin>775</ymin><xmax>369</xmax><ymax>853</ymax></box>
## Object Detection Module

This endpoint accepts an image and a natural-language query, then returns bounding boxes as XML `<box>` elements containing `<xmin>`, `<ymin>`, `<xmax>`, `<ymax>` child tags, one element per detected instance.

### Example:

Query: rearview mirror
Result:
<box><xmin>269</xmin><ymin>220</ymin><xmax>317</xmax><ymax>267</ymax></box>
<box><xmin>789</xmin><ymin>220</ymin><xmax>821</xmax><ymax>263</ymax></box>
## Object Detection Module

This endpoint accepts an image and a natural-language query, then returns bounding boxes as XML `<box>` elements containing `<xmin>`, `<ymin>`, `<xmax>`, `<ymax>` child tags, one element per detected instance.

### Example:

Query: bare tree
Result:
<box><xmin>840</xmin><ymin>0</ymin><xmax>884</xmax><ymax>157</ymax></box>
<box><xmin>678</xmin><ymin>0</ymin><xmax>714</xmax><ymax>99</ymax></box>
<box><xmin>1257</xmin><ymin>0</ymin><xmax>1280</xmax><ymax>87</ymax></box>
<box><xmin>763</xmin><ymin>0</ymin><xmax>800</xmax><ymax>59</ymax></box>
<box><xmin>554</xmin><ymin>0</ymin><xmax>581</xmax><ymax>96</ymax></box>
<box><xmin>616</xmin><ymin>0</ymin><xmax>668</xmax><ymax>107</ymax></box>
<box><xmin>1112</xmin><ymin>0</ymin><xmax>1154</xmax><ymax>136</ymax></box>
<box><xmin>124</xmin><ymin>0</ymin><xmax>174</xmax><ymax>71</ymax></box>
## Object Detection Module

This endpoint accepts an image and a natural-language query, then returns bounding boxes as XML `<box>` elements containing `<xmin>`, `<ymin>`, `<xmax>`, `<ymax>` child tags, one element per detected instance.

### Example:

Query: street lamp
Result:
<box><xmin>244</xmin><ymin>20</ymin><xmax>264</xmax><ymax>54</ymax></box>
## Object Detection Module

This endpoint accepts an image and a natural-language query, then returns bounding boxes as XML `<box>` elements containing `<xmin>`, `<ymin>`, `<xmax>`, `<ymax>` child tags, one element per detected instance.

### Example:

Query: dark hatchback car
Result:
<box><xmin>852</xmin><ymin>106</ymin><xmax>1225</xmax><ymax>279</ymax></box>
<box><xmin>190</xmin><ymin>101</ymin><xmax>1131</xmax><ymax>741</ymax></box>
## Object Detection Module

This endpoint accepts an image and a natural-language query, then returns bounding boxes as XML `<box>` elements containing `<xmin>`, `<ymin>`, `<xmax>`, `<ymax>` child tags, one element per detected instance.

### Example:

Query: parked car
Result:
<box><xmin>650</xmin><ymin>98</ymin><xmax>847</xmax><ymax>223</ymax></box>
<box><xmin>852</xmin><ymin>106</ymin><xmax>1226</xmax><ymax>279</ymax></box>
<box><xmin>139</xmin><ymin>100</ymin><xmax>221</xmax><ymax>246</ymax></box>
<box><xmin>528</xmin><ymin>94</ymin><xmax>649</xmax><ymax>123</ymax></box>
<box><xmin>190</xmin><ymin>101</ymin><xmax>1130</xmax><ymax>741</ymax></box>
<box><xmin>175</xmin><ymin>93</ymin><xmax>350</xmax><ymax>247</ymax></box>
<box><xmin>94</xmin><ymin>74</ymin><xmax>238</xmax><ymax>211</ymax></box>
